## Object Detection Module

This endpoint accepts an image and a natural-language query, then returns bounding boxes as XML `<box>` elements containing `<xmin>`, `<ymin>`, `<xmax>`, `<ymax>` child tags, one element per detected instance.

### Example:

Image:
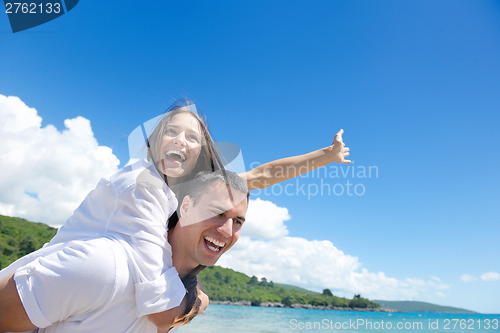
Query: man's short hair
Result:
<box><xmin>177</xmin><ymin>170</ymin><xmax>249</xmax><ymax>204</ymax></box>
<box><xmin>168</xmin><ymin>170</ymin><xmax>249</xmax><ymax>230</ymax></box>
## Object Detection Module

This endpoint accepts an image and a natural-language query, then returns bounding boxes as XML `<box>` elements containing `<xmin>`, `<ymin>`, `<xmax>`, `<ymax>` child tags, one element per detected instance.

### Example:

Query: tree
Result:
<box><xmin>248</xmin><ymin>276</ymin><xmax>258</xmax><ymax>285</ymax></box>
<box><xmin>19</xmin><ymin>234</ymin><xmax>37</xmax><ymax>256</ymax></box>
<box><xmin>282</xmin><ymin>295</ymin><xmax>296</xmax><ymax>306</ymax></box>
<box><xmin>349</xmin><ymin>295</ymin><xmax>379</xmax><ymax>309</ymax></box>
<box><xmin>322</xmin><ymin>289</ymin><xmax>333</xmax><ymax>296</ymax></box>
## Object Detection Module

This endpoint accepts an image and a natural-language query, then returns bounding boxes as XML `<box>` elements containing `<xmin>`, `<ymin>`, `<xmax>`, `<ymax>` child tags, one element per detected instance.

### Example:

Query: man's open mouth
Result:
<box><xmin>204</xmin><ymin>236</ymin><xmax>226</xmax><ymax>253</ymax></box>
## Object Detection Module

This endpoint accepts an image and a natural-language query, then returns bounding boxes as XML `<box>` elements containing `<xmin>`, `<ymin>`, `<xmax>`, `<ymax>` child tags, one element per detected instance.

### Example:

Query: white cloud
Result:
<box><xmin>0</xmin><ymin>94</ymin><xmax>120</xmax><ymax>226</ymax></box>
<box><xmin>241</xmin><ymin>198</ymin><xmax>290</xmax><ymax>239</ymax></box>
<box><xmin>461</xmin><ymin>274</ymin><xmax>477</xmax><ymax>282</ymax></box>
<box><xmin>218</xmin><ymin>199</ymin><xmax>449</xmax><ymax>301</ymax></box>
<box><xmin>460</xmin><ymin>273</ymin><xmax>500</xmax><ymax>283</ymax></box>
<box><xmin>481</xmin><ymin>272</ymin><xmax>500</xmax><ymax>282</ymax></box>
<box><xmin>430</xmin><ymin>276</ymin><xmax>442</xmax><ymax>282</ymax></box>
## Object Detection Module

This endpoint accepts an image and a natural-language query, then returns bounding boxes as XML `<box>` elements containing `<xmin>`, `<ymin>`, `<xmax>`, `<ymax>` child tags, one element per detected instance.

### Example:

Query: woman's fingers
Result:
<box><xmin>331</xmin><ymin>129</ymin><xmax>352</xmax><ymax>164</ymax></box>
<box><xmin>332</xmin><ymin>129</ymin><xmax>344</xmax><ymax>145</ymax></box>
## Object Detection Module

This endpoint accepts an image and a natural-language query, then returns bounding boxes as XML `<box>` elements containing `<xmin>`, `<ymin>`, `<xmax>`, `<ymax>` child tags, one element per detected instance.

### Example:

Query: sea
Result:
<box><xmin>179</xmin><ymin>304</ymin><xmax>500</xmax><ymax>333</ymax></box>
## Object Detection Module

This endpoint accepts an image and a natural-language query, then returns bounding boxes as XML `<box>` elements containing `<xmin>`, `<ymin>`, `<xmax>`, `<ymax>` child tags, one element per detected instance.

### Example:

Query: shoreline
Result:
<box><xmin>211</xmin><ymin>300</ymin><xmax>400</xmax><ymax>312</ymax></box>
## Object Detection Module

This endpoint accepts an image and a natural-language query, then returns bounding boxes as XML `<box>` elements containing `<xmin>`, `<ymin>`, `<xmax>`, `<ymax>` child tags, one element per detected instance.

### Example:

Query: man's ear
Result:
<box><xmin>179</xmin><ymin>195</ymin><xmax>193</xmax><ymax>218</ymax></box>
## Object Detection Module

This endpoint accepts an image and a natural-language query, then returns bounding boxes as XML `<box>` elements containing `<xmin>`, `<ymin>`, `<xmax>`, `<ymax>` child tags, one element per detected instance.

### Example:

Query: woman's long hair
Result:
<box><xmin>147</xmin><ymin>99</ymin><xmax>221</xmax><ymax>326</ymax></box>
<box><xmin>170</xmin><ymin>272</ymin><xmax>204</xmax><ymax>327</ymax></box>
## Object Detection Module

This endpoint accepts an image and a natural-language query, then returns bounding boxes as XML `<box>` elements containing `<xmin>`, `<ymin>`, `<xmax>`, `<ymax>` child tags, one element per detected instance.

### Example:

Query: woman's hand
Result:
<box><xmin>242</xmin><ymin>128</ymin><xmax>352</xmax><ymax>190</ymax></box>
<box><xmin>327</xmin><ymin>129</ymin><xmax>351</xmax><ymax>164</ymax></box>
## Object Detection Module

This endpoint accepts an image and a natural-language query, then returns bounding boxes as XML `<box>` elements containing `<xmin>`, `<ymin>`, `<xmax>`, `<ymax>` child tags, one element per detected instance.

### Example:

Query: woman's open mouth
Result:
<box><xmin>165</xmin><ymin>150</ymin><xmax>186</xmax><ymax>164</ymax></box>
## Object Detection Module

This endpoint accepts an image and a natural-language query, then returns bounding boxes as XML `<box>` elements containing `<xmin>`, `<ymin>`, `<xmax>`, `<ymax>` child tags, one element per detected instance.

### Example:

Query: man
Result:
<box><xmin>0</xmin><ymin>170</ymin><xmax>248</xmax><ymax>333</ymax></box>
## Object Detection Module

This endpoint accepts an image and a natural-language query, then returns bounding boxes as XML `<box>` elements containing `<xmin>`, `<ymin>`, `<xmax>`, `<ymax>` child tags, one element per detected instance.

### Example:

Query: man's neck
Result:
<box><xmin>168</xmin><ymin>228</ymin><xmax>196</xmax><ymax>278</ymax></box>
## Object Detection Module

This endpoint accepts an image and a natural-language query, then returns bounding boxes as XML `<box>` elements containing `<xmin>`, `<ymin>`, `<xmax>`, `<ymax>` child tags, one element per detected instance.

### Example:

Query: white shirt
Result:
<box><xmin>49</xmin><ymin>159</ymin><xmax>184</xmax><ymax>316</ymax></box>
<box><xmin>0</xmin><ymin>159</ymin><xmax>186</xmax><ymax>331</ymax></box>
<box><xmin>12</xmin><ymin>238</ymin><xmax>159</xmax><ymax>333</ymax></box>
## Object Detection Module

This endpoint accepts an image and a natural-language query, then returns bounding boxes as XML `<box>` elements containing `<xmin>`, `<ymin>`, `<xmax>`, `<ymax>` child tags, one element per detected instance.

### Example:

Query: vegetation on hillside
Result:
<box><xmin>198</xmin><ymin>265</ymin><xmax>380</xmax><ymax>309</ymax></box>
<box><xmin>0</xmin><ymin>215</ymin><xmax>57</xmax><ymax>269</ymax></box>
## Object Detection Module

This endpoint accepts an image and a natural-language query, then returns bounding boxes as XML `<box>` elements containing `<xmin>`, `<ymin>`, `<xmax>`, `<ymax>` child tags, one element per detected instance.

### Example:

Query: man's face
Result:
<box><xmin>171</xmin><ymin>182</ymin><xmax>248</xmax><ymax>270</ymax></box>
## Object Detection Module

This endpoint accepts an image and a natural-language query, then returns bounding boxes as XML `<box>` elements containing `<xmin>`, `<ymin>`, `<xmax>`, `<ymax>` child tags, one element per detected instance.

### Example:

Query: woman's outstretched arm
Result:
<box><xmin>241</xmin><ymin>129</ymin><xmax>351</xmax><ymax>191</ymax></box>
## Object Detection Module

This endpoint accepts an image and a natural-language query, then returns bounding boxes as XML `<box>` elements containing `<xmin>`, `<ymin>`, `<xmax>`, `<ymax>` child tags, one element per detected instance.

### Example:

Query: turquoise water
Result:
<box><xmin>180</xmin><ymin>304</ymin><xmax>500</xmax><ymax>333</ymax></box>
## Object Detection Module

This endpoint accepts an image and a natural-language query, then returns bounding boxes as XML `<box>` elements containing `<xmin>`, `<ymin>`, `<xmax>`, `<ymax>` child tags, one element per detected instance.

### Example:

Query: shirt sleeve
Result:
<box><xmin>13</xmin><ymin>239</ymin><xmax>117</xmax><ymax>328</ymax></box>
<box><xmin>108</xmin><ymin>182</ymin><xmax>185</xmax><ymax>316</ymax></box>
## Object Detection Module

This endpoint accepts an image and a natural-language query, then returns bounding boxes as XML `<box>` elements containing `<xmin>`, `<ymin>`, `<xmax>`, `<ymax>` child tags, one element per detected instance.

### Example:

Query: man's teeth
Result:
<box><xmin>207</xmin><ymin>244</ymin><xmax>219</xmax><ymax>252</ymax></box>
<box><xmin>205</xmin><ymin>236</ymin><xmax>225</xmax><ymax>252</ymax></box>
<box><xmin>166</xmin><ymin>150</ymin><xmax>186</xmax><ymax>161</ymax></box>
<box><xmin>205</xmin><ymin>236</ymin><xmax>225</xmax><ymax>247</ymax></box>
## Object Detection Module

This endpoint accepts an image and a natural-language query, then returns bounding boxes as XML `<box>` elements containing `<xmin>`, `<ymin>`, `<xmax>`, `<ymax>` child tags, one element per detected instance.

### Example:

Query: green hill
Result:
<box><xmin>373</xmin><ymin>300</ymin><xmax>477</xmax><ymax>313</ymax></box>
<box><xmin>198</xmin><ymin>265</ymin><xmax>379</xmax><ymax>309</ymax></box>
<box><xmin>0</xmin><ymin>215</ymin><xmax>57</xmax><ymax>269</ymax></box>
<box><xmin>274</xmin><ymin>282</ymin><xmax>321</xmax><ymax>295</ymax></box>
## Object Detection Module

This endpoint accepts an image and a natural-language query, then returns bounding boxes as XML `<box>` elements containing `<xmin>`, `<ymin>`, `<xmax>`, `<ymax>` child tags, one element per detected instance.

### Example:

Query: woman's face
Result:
<box><xmin>158</xmin><ymin>113</ymin><xmax>203</xmax><ymax>179</ymax></box>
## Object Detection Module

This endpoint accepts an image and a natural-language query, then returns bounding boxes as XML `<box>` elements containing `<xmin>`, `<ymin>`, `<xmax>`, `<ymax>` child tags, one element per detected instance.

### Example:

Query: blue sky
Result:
<box><xmin>1</xmin><ymin>1</ymin><xmax>499</xmax><ymax>313</ymax></box>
